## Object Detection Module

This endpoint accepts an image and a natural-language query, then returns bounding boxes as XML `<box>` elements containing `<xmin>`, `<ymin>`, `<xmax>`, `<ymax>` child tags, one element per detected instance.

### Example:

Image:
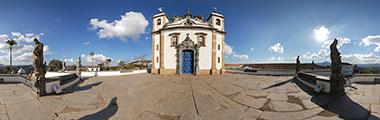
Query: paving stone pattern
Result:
<box><xmin>0</xmin><ymin>73</ymin><xmax>379</xmax><ymax>120</ymax></box>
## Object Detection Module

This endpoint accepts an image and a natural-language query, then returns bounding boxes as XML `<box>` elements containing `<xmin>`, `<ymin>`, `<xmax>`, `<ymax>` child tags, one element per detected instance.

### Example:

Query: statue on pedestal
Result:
<box><xmin>329</xmin><ymin>39</ymin><xmax>346</xmax><ymax>96</ymax></box>
<box><xmin>295</xmin><ymin>56</ymin><xmax>300</xmax><ymax>73</ymax></box>
<box><xmin>76</xmin><ymin>57</ymin><xmax>82</xmax><ymax>76</ymax></box>
<box><xmin>61</xmin><ymin>61</ymin><xmax>66</xmax><ymax>72</ymax></box>
<box><xmin>32</xmin><ymin>38</ymin><xmax>46</xmax><ymax>96</ymax></box>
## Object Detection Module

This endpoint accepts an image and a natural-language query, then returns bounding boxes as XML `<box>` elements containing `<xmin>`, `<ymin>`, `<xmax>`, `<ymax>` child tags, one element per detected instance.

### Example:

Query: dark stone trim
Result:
<box><xmin>152</xmin><ymin>26</ymin><xmax>226</xmax><ymax>34</ymax></box>
<box><xmin>175</xmin><ymin>34</ymin><xmax>200</xmax><ymax>75</ymax></box>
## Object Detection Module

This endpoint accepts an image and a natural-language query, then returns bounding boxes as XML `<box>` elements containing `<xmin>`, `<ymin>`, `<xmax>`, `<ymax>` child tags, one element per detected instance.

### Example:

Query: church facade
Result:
<box><xmin>151</xmin><ymin>10</ymin><xmax>225</xmax><ymax>75</ymax></box>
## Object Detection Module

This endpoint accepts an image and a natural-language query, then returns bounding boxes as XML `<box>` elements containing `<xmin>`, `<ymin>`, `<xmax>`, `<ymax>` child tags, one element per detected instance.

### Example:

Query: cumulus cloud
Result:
<box><xmin>224</xmin><ymin>42</ymin><xmax>233</xmax><ymax>55</ymax></box>
<box><xmin>224</xmin><ymin>42</ymin><xmax>249</xmax><ymax>61</ymax></box>
<box><xmin>301</xmin><ymin>37</ymin><xmax>351</xmax><ymax>61</ymax></box>
<box><xmin>268</xmin><ymin>43</ymin><xmax>284</xmax><ymax>54</ymax></box>
<box><xmin>342</xmin><ymin>53</ymin><xmax>380</xmax><ymax>64</ymax></box>
<box><xmin>361</xmin><ymin>35</ymin><xmax>380</xmax><ymax>52</ymax></box>
<box><xmin>0</xmin><ymin>32</ymin><xmax>51</xmax><ymax>65</ymax></box>
<box><xmin>314</xmin><ymin>25</ymin><xmax>330</xmax><ymax>42</ymax></box>
<box><xmin>89</xmin><ymin>11</ymin><xmax>149</xmax><ymax>41</ymax></box>
<box><xmin>81</xmin><ymin>53</ymin><xmax>112</xmax><ymax>65</ymax></box>
<box><xmin>232</xmin><ymin>54</ymin><xmax>249</xmax><ymax>61</ymax></box>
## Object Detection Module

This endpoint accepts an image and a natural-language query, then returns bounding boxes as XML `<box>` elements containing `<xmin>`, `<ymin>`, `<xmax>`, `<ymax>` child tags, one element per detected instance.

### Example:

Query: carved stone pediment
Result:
<box><xmin>182</xmin><ymin>19</ymin><xmax>195</xmax><ymax>26</ymax></box>
<box><xmin>177</xmin><ymin>35</ymin><xmax>195</xmax><ymax>49</ymax></box>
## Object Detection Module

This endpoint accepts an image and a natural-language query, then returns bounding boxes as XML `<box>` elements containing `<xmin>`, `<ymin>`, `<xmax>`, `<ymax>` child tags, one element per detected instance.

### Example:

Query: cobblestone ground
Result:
<box><xmin>0</xmin><ymin>73</ymin><xmax>379</xmax><ymax>120</ymax></box>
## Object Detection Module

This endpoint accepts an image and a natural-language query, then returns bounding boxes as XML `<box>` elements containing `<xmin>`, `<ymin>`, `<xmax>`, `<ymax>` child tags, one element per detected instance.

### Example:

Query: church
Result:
<box><xmin>151</xmin><ymin>9</ymin><xmax>225</xmax><ymax>75</ymax></box>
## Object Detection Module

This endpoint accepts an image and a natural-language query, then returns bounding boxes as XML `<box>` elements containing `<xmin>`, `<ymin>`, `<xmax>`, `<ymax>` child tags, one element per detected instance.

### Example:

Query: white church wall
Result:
<box><xmin>162</xmin><ymin>29</ymin><xmax>212</xmax><ymax>69</ymax></box>
<box><xmin>153</xmin><ymin>34</ymin><xmax>160</xmax><ymax>69</ymax></box>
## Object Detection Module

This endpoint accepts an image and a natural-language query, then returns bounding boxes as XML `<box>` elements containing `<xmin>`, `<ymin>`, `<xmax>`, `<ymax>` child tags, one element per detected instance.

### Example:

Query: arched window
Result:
<box><xmin>216</xmin><ymin>19</ymin><xmax>221</xmax><ymax>26</ymax></box>
<box><xmin>156</xmin><ymin>56</ymin><xmax>159</xmax><ymax>63</ymax></box>
<box><xmin>218</xmin><ymin>57</ymin><xmax>221</xmax><ymax>63</ymax></box>
<box><xmin>218</xmin><ymin>44</ymin><xmax>220</xmax><ymax>50</ymax></box>
<box><xmin>157</xmin><ymin>18</ymin><xmax>161</xmax><ymax>25</ymax></box>
<box><xmin>156</xmin><ymin>45</ymin><xmax>159</xmax><ymax>51</ymax></box>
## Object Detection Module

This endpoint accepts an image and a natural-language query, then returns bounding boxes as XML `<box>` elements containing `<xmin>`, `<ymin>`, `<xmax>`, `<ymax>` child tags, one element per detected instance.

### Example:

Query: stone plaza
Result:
<box><xmin>0</xmin><ymin>73</ymin><xmax>379</xmax><ymax>120</ymax></box>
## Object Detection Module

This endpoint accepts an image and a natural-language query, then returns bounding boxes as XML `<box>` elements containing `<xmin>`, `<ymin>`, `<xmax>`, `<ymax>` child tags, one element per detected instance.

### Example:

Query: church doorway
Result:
<box><xmin>182</xmin><ymin>50</ymin><xmax>194</xmax><ymax>74</ymax></box>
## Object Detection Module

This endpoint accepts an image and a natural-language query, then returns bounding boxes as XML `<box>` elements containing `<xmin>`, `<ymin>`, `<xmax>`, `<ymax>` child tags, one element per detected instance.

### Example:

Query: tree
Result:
<box><xmin>6</xmin><ymin>39</ymin><xmax>17</xmax><ymax>74</ymax></box>
<box><xmin>104</xmin><ymin>59</ymin><xmax>112</xmax><ymax>71</ymax></box>
<box><xmin>48</xmin><ymin>59</ymin><xmax>63</xmax><ymax>71</ymax></box>
<box><xmin>118</xmin><ymin>61</ymin><xmax>126</xmax><ymax>70</ymax></box>
<box><xmin>97</xmin><ymin>63</ymin><xmax>105</xmax><ymax>70</ymax></box>
<box><xmin>90</xmin><ymin>52</ymin><xmax>95</xmax><ymax>67</ymax></box>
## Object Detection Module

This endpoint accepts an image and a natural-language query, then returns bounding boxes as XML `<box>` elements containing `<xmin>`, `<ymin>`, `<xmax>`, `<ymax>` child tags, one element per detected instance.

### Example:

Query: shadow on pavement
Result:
<box><xmin>79</xmin><ymin>97</ymin><xmax>118</xmax><ymax>120</ymax></box>
<box><xmin>293</xmin><ymin>78</ymin><xmax>379</xmax><ymax>119</ymax></box>
<box><xmin>71</xmin><ymin>81</ymin><xmax>103</xmax><ymax>92</ymax></box>
<box><xmin>59</xmin><ymin>78</ymin><xmax>102</xmax><ymax>95</ymax></box>
<box><xmin>262</xmin><ymin>78</ymin><xmax>292</xmax><ymax>90</ymax></box>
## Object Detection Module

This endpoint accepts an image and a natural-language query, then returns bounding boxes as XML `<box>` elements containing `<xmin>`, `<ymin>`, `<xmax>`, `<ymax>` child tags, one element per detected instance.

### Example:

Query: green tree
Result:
<box><xmin>48</xmin><ymin>59</ymin><xmax>63</xmax><ymax>71</ymax></box>
<box><xmin>6</xmin><ymin>39</ymin><xmax>17</xmax><ymax>74</ymax></box>
<box><xmin>118</xmin><ymin>61</ymin><xmax>126</xmax><ymax>70</ymax></box>
<box><xmin>90</xmin><ymin>52</ymin><xmax>95</xmax><ymax>67</ymax></box>
<box><xmin>105</xmin><ymin>59</ymin><xmax>112</xmax><ymax>71</ymax></box>
<box><xmin>98</xmin><ymin>63</ymin><xmax>105</xmax><ymax>71</ymax></box>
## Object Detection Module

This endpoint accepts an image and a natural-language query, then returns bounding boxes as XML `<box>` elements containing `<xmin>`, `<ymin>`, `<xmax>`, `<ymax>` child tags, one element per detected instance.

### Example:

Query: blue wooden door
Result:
<box><xmin>182</xmin><ymin>50</ymin><xmax>194</xmax><ymax>74</ymax></box>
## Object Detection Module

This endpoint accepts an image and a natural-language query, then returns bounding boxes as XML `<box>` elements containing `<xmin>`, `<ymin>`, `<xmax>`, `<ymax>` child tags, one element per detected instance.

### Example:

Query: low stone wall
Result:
<box><xmin>296</xmin><ymin>72</ymin><xmax>331</xmax><ymax>93</ymax></box>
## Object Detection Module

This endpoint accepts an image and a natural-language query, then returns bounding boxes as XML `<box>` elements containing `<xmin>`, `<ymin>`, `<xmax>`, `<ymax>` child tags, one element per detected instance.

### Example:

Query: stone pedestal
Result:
<box><xmin>31</xmin><ymin>74</ymin><xmax>46</xmax><ymax>96</ymax></box>
<box><xmin>330</xmin><ymin>74</ymin><xmax>346</xmax><ymax>97</ymax></box>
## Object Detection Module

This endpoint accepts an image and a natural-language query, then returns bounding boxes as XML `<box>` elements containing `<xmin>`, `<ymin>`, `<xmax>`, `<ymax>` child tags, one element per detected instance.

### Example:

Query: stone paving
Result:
<box><xmin>0</xmin><ymin>73</ymin><xmax>379</xmax><ymax>120</ymax></box>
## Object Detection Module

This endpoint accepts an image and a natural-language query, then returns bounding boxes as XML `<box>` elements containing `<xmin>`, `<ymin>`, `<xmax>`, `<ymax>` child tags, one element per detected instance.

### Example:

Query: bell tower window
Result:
<box><xmin>216</xmin><ymin>19</ymin><xmax>221</xmax><ymax>26</ymax></box>
<box><xmin>157</xmin><ymin>19</ymin><xmax>161</xmax><ymax>25</ymax></box>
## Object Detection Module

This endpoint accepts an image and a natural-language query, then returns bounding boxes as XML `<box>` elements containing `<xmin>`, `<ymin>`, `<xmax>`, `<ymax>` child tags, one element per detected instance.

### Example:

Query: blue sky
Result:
<box><xmin>0</xmin><ymin>0</ymin><xmax>380</xmax><ymax>65</ymax></box>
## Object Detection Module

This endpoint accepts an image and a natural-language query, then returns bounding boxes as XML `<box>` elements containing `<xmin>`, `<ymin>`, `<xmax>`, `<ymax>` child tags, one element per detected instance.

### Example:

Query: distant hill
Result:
<box><xmin>316</xmin><ymin>61</ymin><xmax>380</xmax><ymax>68</ymax></box>
<box><xmin>356</xmin><ymin>64</ymin><xmax>380</xmax><ymax>68</ymax></box>
<box><xmin>316</xmin><ymin>61</ymin><xmax>330</xmax><ymax>67</ymax></box>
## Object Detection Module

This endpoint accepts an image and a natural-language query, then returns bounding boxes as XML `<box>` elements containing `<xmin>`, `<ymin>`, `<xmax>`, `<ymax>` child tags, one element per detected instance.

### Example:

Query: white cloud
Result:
<box><xmin>301</xmin><ymin>37</ymin><xmax>351</xmax><ymax>62</ymax></box>
<box><xmin>250</xmin><ymin>47</ymin><xmax>255</xmax><ymax>51</ymax></box>
<box><xmin>84</xmin><ymin>41</ymin><xmax>91</xmax><ymax>46</ymax></box>
<box><xmin>81</xmin><ymin>53</ymin><xmax>112</xmax><ymax>65</ymax></box>
<box><xmin>89</xmin><ymin>11</ymin><xmax>149</xmax><ymax>41</ymax></box>
<box><xmin>321</xmin><ymin>37</ymin><xmax>351</xmax><ymax>49</ymax></box>
<box><xmin>224</xmin><ymin>42</ymin><xmax>249</xmax><ymax>62</ymax></box>
<box><xmin>361</xmin><ymin>35</ymin><xmax>380</xmax><ymax>52</ymax></box>
<box><xmin>0</xmin><ymin>32</ymin><xmax>51</xmax><ymax>65</ymax></box>
<box><xmin>224</xmin><ymin>42</ymin><xmax>233</xmax><ymax>55</ymax></box>
<box><xmin>314</xmin><ymin>25</ymin><xmax>330</xmax><ymax>42</ymax></box>
<box><xmin>232</xmin><ymin>53</ymin><xmax>249</xmax><ymax>61</ymax></box>
<box><xmin>342</xmin><ymin>53</ymin><xmax>380</xmax><ymax>64</ymax></box>
<box><xmin>268</xmin><ymin>43</ymin><xmax>284</xmax><ymax>54</ymax></box>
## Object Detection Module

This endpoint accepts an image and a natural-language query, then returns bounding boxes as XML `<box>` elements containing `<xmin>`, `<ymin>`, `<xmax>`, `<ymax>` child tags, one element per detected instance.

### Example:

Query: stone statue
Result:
<box><xmin>32</xmin><ymin>38</ymin><xmax>46</xmax><ymax>96</ymax></box>
<box><xmin>61</xmin><ymin>61</ymin><xmax>66</xmax><ymax>72</ymax></box>
<box><xmin>76</xmin><ymin>57</ymin><xmax>81</xmax><ymax>68</ymax></box>
<box><xmin>32</xmin><ymin>38</ymin><xmax>45</xmax><ymax>79</ymax></box>
<box><xmin>329</xmin><ymin>39</ymin><xmax>345</xmax><ymax>96</ymax></box>
<box><xmin>76</xmin><ymin>57</ymin><xmax>82</xmax><ymax>76</ymax></box>
<box><xmin>295</xmin><ymin>56</ymin><xmax>300</xmax><ymax>73</ymax></box>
